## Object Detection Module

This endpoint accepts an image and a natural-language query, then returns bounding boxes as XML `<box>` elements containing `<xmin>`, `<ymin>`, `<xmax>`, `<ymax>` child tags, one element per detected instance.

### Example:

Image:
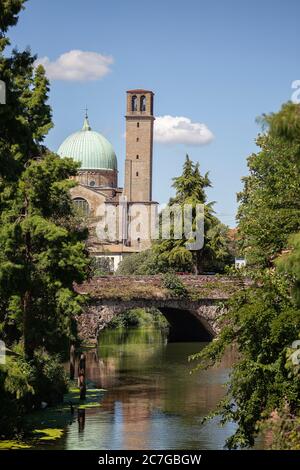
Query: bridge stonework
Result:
<box><xmin>75</xmin><ymin>275</ymin><xmax>246</xmax><ymax>343</ymax></box>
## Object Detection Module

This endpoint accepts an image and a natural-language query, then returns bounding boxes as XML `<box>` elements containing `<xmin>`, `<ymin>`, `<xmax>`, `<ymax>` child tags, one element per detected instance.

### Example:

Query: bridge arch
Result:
<box><xmin>77</xmin><ymin>299</ymin><xmax>219</xmax><ymax>344</ymax></box>
<box><xmin>158</xmin><ymin>307</ymin><xmax>213</xmax><ymax>342</ymax></box>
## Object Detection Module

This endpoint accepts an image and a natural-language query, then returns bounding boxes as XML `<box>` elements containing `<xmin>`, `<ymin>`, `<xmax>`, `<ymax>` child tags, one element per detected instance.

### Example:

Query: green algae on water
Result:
<box><xmin>0</xmin><ymin>440</ymin><xmax>32</xmax><ymax>449</ymax></box>
<box><xmin>33</xmin><ymin>428</ymin><xmax>64</xmax><ymax>441</ymax></box>
<box><xmin>78</xmin><ymin>402</ymin><xmax>102</xmax><ymax>409</ymax></box>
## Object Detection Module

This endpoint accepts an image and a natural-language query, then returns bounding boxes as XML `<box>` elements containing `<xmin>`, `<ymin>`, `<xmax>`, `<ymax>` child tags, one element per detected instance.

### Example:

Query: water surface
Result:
<box><xmin>38</xmin><ymin>327</ymin><xmax>237</xmax><ymax>450</ymax></box>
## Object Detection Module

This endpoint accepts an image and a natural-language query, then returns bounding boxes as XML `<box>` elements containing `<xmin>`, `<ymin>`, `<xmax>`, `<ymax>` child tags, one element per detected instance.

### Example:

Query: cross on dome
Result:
<box><xmin>82</xmin><ymin>106</ymin><xmax>91</xmax><ymax>131</ymax></box>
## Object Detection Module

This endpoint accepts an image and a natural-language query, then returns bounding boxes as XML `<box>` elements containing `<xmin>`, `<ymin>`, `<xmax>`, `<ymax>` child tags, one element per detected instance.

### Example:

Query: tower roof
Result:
<box><xmin>57</xmin><ymin>116</ymin><xmax>117</xmax><ymax>171</ymax></box>
<box><xmin>127</xmin><ymin>89</ymin><xmax>154</xmax><ymax>94</ymax></box>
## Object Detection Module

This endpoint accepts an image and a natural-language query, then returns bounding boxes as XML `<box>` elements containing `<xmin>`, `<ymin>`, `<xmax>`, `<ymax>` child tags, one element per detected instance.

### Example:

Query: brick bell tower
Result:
<box><xmin>124</xmin><ymin>89</ymin><xmax>154</xmax><ymax>202</ymax></box>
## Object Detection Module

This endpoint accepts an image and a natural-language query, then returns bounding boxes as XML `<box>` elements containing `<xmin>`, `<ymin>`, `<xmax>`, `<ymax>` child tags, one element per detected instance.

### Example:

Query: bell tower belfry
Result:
<box><xmin>124</xmin><ymin>89</ymin><xmax>154</xmax><ymax>202</ymax></box>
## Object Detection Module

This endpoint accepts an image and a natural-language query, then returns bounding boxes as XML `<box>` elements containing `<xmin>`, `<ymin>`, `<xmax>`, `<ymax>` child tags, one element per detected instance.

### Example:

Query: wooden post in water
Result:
<box><xmin>78</xmin><ymin>353</ymin><xmax>86</xmax><ymax>400</ymax></box>
<box><xmin>79</xmin><ymin>352</ymin><xmax>86</xmax><ymax>374</ymax></box>
<box><xmin>70</xmin><ymin>344</ymin><xmax>75</xmax><ymax>380</ymax></box>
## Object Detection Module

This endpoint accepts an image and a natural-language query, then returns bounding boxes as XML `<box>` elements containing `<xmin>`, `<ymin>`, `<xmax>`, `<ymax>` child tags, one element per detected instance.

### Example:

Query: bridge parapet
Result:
<box><xmin>75</xmin><ymin>275</ymin><xmax>247</xmax><ymax>302</ymax></box>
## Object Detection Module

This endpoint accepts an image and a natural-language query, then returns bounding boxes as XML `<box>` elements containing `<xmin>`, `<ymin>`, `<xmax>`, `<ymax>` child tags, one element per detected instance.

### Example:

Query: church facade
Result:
<box><xmin>57</xmin><ymin>89</ymin><xmax>157</xmax><ymax>271</ymax></box>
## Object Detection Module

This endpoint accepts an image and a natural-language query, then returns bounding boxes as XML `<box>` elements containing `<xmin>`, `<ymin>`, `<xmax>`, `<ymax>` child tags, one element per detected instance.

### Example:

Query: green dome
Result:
<box><xmin>57</xmin><ymin>116</ymin><xmax>117</xmax><ymax>171</ymax></box>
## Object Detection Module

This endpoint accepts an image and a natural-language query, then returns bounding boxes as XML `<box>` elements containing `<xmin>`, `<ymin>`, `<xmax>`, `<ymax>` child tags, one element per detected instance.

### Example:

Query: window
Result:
<box><xmin>136</xmin><ymin>171</ymin><xmax>139</xmax><ymax>176</ymax></box>
<box><xmin>136</xmin><ymin>137</ymin><xmax>139</xmax><ymax>142</ymax></box>
<box><xmin>136</xmin><ymin>155</ymin><xmax>139</xmax><ymax>159</ymax></box>
<box><xmin>131</xmin><ymin>95</ymin><xmax>137</xmax><ymax>111</ymax></box>
<box><xmin>137</xmin><ymin>122</ymin><xmax>139</xmax><ymax>128</ymax></box>
<box><xmin>73</xmin><ymin>197</ymin><xmax>89</xmax><ymax>216</ymax></box>
<box><xmin>140</xmin><ymin>95</ymin><xmax>146</xmax><ymax>111</ymax></box>
<box><xmin>94</xmin><ymin>256</ymin><xmax>114</xmax><ymax>273</ymax></box>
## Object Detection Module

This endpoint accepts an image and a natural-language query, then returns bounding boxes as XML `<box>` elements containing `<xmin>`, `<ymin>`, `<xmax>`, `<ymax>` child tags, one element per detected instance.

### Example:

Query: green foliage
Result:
<box><xmin>0</xmin><ymin>154</ymin><xmax>90</xmax><ymax>356</ymax></box>
<box><xmin>237</xmin><ymin>103</ymin><xmax>300</xmax><ymax>267</ymax></box>
<box><xmin>0</xmin><ymin>348</ymin><xmax>68</xmax><ymax>437</ymax></box>
<box><xmin>267</xmin><ymin>410</ymin><xmax>300</xmax><ymax>450</ymax></box>
<box><xmin>91</xmin><ymin>257</ymin><xmax>113</xmax><ymax>276</ymax></box>
<box><xmin>191</xmin><ymin>103</ymin><xmax>300</xmax><ymax>448</ymax></box>
<box><xmin>276</xmin><ymin>233</ymin><xmax>300</xmax><ymax>305</ymax></box>
<box><xmin>30</xmin><ymin>349</ymin><xmax>68</xmax><ymax>405</ymax></box>
<box><xmin>116</xmin><ymin>249</ymin><xmax>165</xmax><ymax>275</ymax></box>
<box><xmin>1</xmin><ymin>354</ymin><xmax>34</xmax><ymax>400</ymax></box>
<box><xmin>0</xmin><ymin>1</ymin><xmax>26</xmax><ymax>50</ymax></box>
<box><xmin>0</xmin><ymin>1</ymin><xmax>90</xmax><ymax>359</ymax></box>
<box><xmin>153</xmin><ymin>155</ymin><xmax>234</xmax><ymax>274</ymax></box>
<box><xmin>107</xmin><ymin>308</ymin><xmax>169</xmax><ymax>329</ymax></box>
<box><xmin>169</xmin><ymin>154</ymin><xmax>211</xmax><ymax>206</ymax></box>
<box><xmin>190</xmin><ymin>270</ymin><xmax>300</xmax><ymax>448</ymax></box>
<box><xmin>162</xmin><ymin>272</ymin><xmax>188</xmax><ymax>298</ymax></box>
<box><xmin>0</xmin><ymin>1</ymin><xmax>90</xmax><ymax>438</ymax></box>
<box><xmin>116</xmin><ymin>156</ymin><xmax>234</xmax><ymax>275</ymax></box>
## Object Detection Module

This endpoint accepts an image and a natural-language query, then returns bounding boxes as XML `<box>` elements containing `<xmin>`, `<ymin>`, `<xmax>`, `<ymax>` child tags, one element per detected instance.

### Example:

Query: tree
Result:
<box><xmin>237</xmin><ymin>102</ymin><xmax>300</xmax><ymax>267</ymax></box>
<box><xmin>0</xmin><ymin>0</ymin><xmax>90</xmax><ymax>428</ymax></box>
<box><xmin>116</xmin><ymin>249</ymin><xmax>163</xmax><ymax>275</ymax></box>
<box><xmin>153</xmin><ymin>155</ymin><xmax>233</xmax><ymax>273</ymax></box>
<box><xmin>0</xmin><ymin>4</ymin><xmax>52</xmax><ymax>180</ymax></box>
<box><xmin>277</xmin><ymin>232</ymin><xmax>300</xmax><ymax>305</ymax></box>
<box><xmin>190</xmin><ymin>270</ymin><xmax>300</xmax><ymax>448</ymax></box>
<box><xmin>191</xmin><ymin>103</ymin><xmax>300</xmax><ymax>449</ymax></box>
<box><xmin>0</xmin><ymin>154</ymin><xmax>90</xmax><ymax>359</ymax></box>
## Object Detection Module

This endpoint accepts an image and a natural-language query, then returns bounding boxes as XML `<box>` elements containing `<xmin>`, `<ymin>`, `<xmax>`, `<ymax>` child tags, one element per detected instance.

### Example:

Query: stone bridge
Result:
<box><xmin>75</xmin><ymin>275</ymin><xmax>248</xmax><ymax>343</ymax></box>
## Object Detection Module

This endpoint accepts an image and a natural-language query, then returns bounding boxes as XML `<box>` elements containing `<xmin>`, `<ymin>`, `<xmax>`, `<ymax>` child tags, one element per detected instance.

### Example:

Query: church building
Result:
<box><xmin>57</xmin><ymin>89</ymin><xmax>157</xmax><ymax>271</ymax></box>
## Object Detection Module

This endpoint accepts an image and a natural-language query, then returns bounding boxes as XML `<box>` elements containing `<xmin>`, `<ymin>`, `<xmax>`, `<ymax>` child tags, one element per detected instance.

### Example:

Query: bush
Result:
<box><xmin>116</xmin><ymin>250</ymin><xmax>166</xmax><ymax>275</ymax></box>
<box><xmin>162</xmin><ymin>272</ymin><xmax>188</xmax><ymax>298</ymax></box>
<box><xmin>0</xmin><ymin>354</ymin><xmax>35</xmax><ymax>437</ymax></box>
<box><xmin>91</xmin><ymin>257</ymin><xmax>113</xmax><ymax>276</ymax></box>
<box><xmin>107</xmin><ymin>308</ymin><xmax>169</xmax><ymax>329</ymax></box>
<box><xmin>31</xmin><ymin>349</ymin><xmax>68</xmax><ymax>406</ymax></box>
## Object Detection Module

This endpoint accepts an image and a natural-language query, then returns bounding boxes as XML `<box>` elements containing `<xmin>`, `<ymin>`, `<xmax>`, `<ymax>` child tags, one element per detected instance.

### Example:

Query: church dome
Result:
<box><xmin>57</xmin><ymin>116</ymin><xmax>117</xmax><ymax>171</ymax></box>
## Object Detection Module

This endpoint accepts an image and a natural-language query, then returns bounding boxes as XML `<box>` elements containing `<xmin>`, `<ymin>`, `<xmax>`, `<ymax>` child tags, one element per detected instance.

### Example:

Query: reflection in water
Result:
<box><xmin>41</xmin><ymin>327</ymin><xmax>237</xmax><ymax>449</ymax></box>
<box><xmin>77</xmin><ymin>409</ymin><xmax>86</xmax><ymax>433</ymax></box>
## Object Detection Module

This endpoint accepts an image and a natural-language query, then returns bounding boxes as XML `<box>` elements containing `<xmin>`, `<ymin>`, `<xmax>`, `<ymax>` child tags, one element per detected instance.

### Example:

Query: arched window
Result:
<box><xmin>73</xmin><ymin>197</ymin><xmax>89</xmax><ymax>216</ymax></box>
<box><xmin>131</xmin><ymin>95</ymin><xmax>137</xmax><ymax>111</ymax></box>
<box><xmin>136</xmin><ymin>171</ymin><xmax>139</xmax><ymax>176</ymax></box>
<box><xmin>137</xmin><ymin>122</ymin><xmax>140</xmax><ymax>128</ymax></box>
<box><xmin>136</xmin><ymin>154</ymin><xmax>139</xmax><ymax>159</ymax></box>
<box><xmin>140</xmin><ymin>95</ymin><xmax>146</xmax><ymax>111</ymax></box>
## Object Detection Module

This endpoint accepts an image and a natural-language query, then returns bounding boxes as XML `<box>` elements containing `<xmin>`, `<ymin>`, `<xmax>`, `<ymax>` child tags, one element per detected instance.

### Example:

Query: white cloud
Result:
<box><xmin>35</xmin><ymin>50</ymin><xmax>114</xmax><ymax>81</ymax></box>
<box><xmin>154</xmin><ymin>115</ymin><xmax>214</xmax><ymax>145</ymax></box>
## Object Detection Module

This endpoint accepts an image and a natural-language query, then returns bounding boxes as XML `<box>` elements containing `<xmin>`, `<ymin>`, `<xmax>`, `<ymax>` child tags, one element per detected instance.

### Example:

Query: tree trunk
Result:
<box><xmin>78</xmin><ymin>353</ymin><xmax>86</xmax><ymax>400</ymax></box>
<box><xmin>23</xmin><ymin>289</ymin><xmax>34</xmax><ymax>360</ymax></box>
<box><xmin>23</xmin><ymin>196</ymin><xmax>34</xmax><ymax>360</ymax></box>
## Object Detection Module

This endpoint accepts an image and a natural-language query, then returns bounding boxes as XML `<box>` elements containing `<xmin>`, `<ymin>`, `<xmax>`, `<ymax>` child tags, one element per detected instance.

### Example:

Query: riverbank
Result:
<box><xmin>0</xmin><ymin>380</ymin><xmax>106</xmax><ymax>449</ymax></box>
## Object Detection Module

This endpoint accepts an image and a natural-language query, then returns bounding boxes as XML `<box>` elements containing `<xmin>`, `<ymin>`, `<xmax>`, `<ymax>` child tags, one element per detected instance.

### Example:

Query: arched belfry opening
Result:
<box><xmin>131</xmin><ymin>95</ymin><xmax>137</xmax><ymax>111</ymax></box>
<box><xmin>140</xmin><ymin>95</ymin><xmax>146</xmax><ymax>111</ymax></box>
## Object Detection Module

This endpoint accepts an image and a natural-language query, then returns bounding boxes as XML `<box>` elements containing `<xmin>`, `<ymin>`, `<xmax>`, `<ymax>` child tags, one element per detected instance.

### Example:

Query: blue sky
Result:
<box><xmin>8</xmin><ymin>0</ymin><xmax>300</xmax><ymax>227</ymax></box>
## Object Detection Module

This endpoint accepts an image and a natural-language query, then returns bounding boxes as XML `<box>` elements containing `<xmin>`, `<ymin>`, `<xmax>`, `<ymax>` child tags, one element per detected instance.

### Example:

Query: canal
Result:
<box><xmin>37</xmin><ymin>326</ymin><xmax>238</xmax><ymax>450</ymax></box>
